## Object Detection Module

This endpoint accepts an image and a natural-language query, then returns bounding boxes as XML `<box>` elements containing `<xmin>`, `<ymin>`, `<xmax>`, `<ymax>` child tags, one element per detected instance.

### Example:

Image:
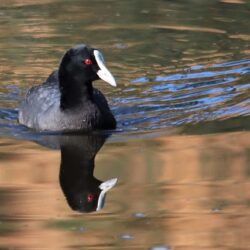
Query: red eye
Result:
<box><xmin>87</xmin><ymin>193</ymin><xmax>94</xmax><ymax>203</ymax></box>
<box><xmin>85</xmin><ymin>58</ymin><xmax>92</xmax><ymax>65</ymax></box>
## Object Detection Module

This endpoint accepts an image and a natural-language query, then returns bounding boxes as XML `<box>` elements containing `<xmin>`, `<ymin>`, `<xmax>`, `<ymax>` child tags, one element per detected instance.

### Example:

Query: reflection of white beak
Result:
<box><xmin>94</xmin><ymin>50</ymin><xmax>117</xmax><ymax>87</ymax></box>
<box><xmin>96</xmin><ymin>178</ymin><xmax>118</xmax><ymax>211</ymax></box>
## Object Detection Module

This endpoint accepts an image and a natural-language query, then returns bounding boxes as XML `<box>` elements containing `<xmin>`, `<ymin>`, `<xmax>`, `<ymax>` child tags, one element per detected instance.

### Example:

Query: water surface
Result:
<box><xmin>0</xmin><ymin>0</ymin><xmax>250</xmax><ymax>249</ymax></box>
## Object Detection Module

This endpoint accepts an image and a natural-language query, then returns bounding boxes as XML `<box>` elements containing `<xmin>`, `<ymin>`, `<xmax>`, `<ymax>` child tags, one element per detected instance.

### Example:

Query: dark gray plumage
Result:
<box><xmin>18</xmin><ymin>44</ymin><xmax>117</xmax><ymax>132</ymax></box>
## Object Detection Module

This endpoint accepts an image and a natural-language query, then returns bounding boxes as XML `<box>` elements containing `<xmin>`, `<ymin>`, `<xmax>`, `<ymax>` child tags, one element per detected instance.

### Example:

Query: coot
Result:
<box><xmin>18</xmin><ymin>44</ymin><xmax>117</xmax><ymax>132</ymax></box>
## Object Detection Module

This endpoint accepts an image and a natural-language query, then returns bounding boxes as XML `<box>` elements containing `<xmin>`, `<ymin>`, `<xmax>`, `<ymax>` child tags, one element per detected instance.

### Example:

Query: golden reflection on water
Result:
<box><xmin>151</xmin><ymin>25</ymin><xmax>226</xmax><ymax>34</ymax></box>
<box><xmin>1</xmin><ymin>0</ymin><xmax>56</xmax><ymax>7</ymax></box>
<box><xmin>0</xmin><ymin>131</ymin><xmax>250</xmax><ymax>249</ymax></box>
<box><xmin>220</xmin><ymin>0</ymin><xmax>246</xmax><ymax>3</ymax></box>
<box><xmin>0</xmin><ymin>0</ymin><xmax>250</xmax><ymax>249</ymax></box>
<box><xmin>230</xmin><ymin>34</ymin><xmax>250</xmax><ymax>42</ymax></box>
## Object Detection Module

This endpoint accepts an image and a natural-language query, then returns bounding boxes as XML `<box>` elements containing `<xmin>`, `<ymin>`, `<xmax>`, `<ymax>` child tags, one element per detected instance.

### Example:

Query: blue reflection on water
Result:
<box><xmin>0</xmin><ymin>58</ymin><xmax>250</xmax><ymax>141</ymax></box>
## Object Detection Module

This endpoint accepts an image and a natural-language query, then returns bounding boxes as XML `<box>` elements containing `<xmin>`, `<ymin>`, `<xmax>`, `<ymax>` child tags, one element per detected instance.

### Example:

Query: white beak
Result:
<box><xmin>96</xmin><ymin>178</ymin><xmax>118</xmax><ymax>211</ymax></box>
<box><xmin>94</xmin><ymin>50</ymin><xmax>117</xmax><ymax>87</ymax></box>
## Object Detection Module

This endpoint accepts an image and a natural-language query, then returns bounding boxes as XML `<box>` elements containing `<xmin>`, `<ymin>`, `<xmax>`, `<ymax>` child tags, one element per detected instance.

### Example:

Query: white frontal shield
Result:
<box><xmin>94</xmin><ymin>50</ymin><xmax>117</xmax><ymax>87</ymax></box>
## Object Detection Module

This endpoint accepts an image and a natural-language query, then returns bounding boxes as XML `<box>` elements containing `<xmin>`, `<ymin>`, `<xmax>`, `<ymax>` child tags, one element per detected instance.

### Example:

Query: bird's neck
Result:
<box><xmin>59</xmin><ymin>70</ymin><xmax>94</xmax><ymax>110</ymax></box>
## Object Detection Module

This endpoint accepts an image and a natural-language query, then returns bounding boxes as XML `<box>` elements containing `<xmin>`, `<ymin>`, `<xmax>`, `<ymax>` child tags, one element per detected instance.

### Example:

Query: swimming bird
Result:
<box><xmin>18</xmin><ymin>44</ymin><xmax>117</xmax><ymax>132</ymax></box>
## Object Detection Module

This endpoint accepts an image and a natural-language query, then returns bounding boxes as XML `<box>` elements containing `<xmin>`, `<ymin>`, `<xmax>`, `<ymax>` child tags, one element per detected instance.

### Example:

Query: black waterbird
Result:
<box><xmin>19</xmin><ymin>44</ymin><xmax>117</xmax><ymax>132</ymax></box>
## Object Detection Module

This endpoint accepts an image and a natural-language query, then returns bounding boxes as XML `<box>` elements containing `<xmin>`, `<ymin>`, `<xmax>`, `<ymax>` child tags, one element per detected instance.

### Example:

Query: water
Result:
<box><xmin>0</xmin><ymin>0</ymin><xmax>250</xmax><ymax>249</ymax></box>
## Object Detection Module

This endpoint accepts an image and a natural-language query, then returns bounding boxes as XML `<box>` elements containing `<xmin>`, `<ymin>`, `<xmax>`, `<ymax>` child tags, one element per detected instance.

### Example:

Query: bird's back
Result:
<box><xmin>18</xmin><ymin>71</ymin><xmax>116</xmax><ymax>132</ymax></box>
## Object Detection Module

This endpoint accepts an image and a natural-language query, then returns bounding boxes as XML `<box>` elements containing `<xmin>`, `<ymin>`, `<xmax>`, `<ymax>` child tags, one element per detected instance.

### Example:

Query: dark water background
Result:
<box><xmin>0</xmin><ymin>0</ymin><xmax>250</xmax><ymax>249</ymax></box>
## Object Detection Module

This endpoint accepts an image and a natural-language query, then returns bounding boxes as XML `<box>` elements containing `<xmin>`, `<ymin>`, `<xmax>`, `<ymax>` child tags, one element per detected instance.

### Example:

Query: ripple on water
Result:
<box><xmin>149</xmin><ymin>246</ymin><xmax>172</xmax><ymax>250</ymax></box>
<box><xmin>119</xmin><ymin>234</ymin><xmax>135</xmax><ymax>240</ymax></box>
<box><xmin>133</xmin><ymin>212</ymin><xmax>146</xmax><ymax>218</ymax></box>
<box><xmin>113</xmin><ymin>57</ymin><xmax>250</xmax><ymax>133</ymax></box>
<box><xmin>0</xmin><ymin>57</ymin><xmax>250</xmax><ymax>140</ymax></box>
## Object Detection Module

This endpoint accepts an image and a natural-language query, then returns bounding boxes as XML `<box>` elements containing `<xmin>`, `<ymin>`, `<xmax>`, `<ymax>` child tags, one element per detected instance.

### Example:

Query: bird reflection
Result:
<box><xmin>38</xmin><ymin>133</ymin><xmax>117</xmax><ymax>213</ymax></box>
